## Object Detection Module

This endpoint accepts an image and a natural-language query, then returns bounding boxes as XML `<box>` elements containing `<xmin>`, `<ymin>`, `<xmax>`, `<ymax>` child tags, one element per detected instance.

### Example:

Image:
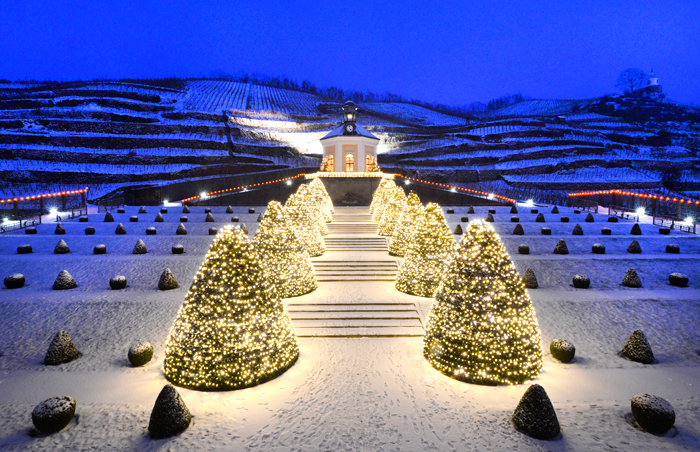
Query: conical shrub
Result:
<box><xmin>513</xmin><ymin>224</ymin><xmax>524</xmax><ymax>235</ymax></box>
<box><xmin>182</xmin><ymin>205</ymin><xmax>190</xmax><ymax>214</ymax></box>
<box><xmin>164</xmin><ymin>226</ymin><xmax>299</xmax><ymax>390</ymax></box>
<box><xmin>389</xmin><ymin>192</ymin><xmax>423</xmax><ymax>257</ymax></box>
<box><xmin>104</xmin><ymin>211</ymin><xmax>114</xmax><ymax>222</ymax></box>
<box><xmin>297</xmin><ymin>184</ymin><xmax>327</xmax><ymax>235</ymax></box>
<box><xmin>378</xmin><ymin>186</ymin><xmax>407</xmax><ymax>236</ymax></box>
<box><xmin>310</xmin><ymin>177</ymin><xmax>334</xmax><ymax>214</ymax></box>
<box><xmin>622</xmin><ymin>268</ymin><xmax>642</xmax><ymax>288</ymax></box>
<box><xmin>226</xmin><ymin>205</ymin><xmax>233</xmax><ymax>214</ymax></box>
<box><xmin>175</xmin><ymin>223</ymin><xmax>187</xmax><ymax>235</ymax></box>
<box><xmin>205</xmin><ymin>212</ymin><xmax>215</xmax><ymax>222</ymax></box>
<box><xmin>155</xmin><ymin>213</ymin><xmax>164</xmax><ymax>222</ymax></box>
<box><xmin>572</xmin><ymin>224</ymin><xmax>584</xmax><ymax>235</ymax></box>
<box><xmin>309</xmin><ymin>178</ymin><xmax>333</xmax><ymax>222</ymax></box>
<box><xmin>396</xmin><ymin>203</ymin><xmax>456</xmax><ymax>297</ymax></box>
<box><xmin>423</xmin><ymin>221</ymin><xmax>543</xmax><ymax>385</ymax></box>
<box><xmin>372</xmin><ymin>180</ymin><xmax>397</xmax><ymax>223</ymax></box>
<box><xmin>512</xmin><ymin>384</ymin><xmax>560</xmax><ymax>440</ymax></box>
<box><xmin>284</xmin><ymin>193</ymin><xmax>325</xmax><ymax>257</ymax></box>
<box><xmin>370</xmin><ymin>178</ymin><xmax>392</xmax><ymax>215</ymax></box>
<box><xmin>510</xmin><ymin>206</ymin><xmax>518</xmax><ymax>214</ymax></box>
<box><xmin>522</xmin><ymin>268</ymin><xmax>538</xmax><ymax>288</ymax></box>
<box><xmin>551</xmin><ymin>206</ymin><xmax>559</xmax><ymax>214</ymax></box>
<box><xmin>253</xmin><ymin>201</ymin><xmax>317</xmax><ymax>298</ymax></box>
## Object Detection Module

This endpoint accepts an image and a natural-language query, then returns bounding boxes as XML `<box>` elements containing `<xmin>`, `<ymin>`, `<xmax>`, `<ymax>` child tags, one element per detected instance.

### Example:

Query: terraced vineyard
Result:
<box><xmin>1</xmin><ymin>79</ymin><xmax>699</xmax><ymax>203</ymax></box>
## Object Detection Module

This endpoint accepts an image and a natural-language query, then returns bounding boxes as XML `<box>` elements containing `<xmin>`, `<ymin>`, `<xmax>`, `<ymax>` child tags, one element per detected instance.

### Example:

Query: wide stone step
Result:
<box><xmin>287</xmin><ymin>302</ymin><xmax>416</xmax><ymax>311</ymax></box>
<box><xmin>288</xmin><ymin>311</ymin><xmax>420</xmax><ymax>320</ymax></box>
<box><xmin>293</xmin><ymin>326</ymin><xmax>425</xmax><ymax>338</ymax></box>
<box><xmin>292</xmin><ymin>318</ymin><xmax>422</xmax><ymax>328</ymax></box>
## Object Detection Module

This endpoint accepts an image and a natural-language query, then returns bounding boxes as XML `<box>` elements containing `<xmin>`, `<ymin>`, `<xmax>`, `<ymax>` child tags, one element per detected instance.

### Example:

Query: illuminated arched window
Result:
<box><xmin>328</xmin><ymin>154</ymin><xmax>334</xmax><ymax>171</ymax></box>
<box><xmin>345</xmin><ymin>153</ymin><xmax>354</xmax><ymax>172</ymax></box>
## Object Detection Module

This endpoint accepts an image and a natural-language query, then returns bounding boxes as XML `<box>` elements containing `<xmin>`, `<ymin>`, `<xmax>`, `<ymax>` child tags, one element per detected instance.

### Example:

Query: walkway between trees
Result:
<box><xmin>285</xmin><ymin>206</ymin><xmax>426</xmax><ymax>338</ymax></box>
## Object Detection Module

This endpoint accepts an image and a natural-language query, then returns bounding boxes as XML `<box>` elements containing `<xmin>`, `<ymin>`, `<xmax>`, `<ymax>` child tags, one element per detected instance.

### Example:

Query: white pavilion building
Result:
<box><xmin>320</xmin><ymin>101</ymin><xmax>379</xmax><ymax>172</ymax></box>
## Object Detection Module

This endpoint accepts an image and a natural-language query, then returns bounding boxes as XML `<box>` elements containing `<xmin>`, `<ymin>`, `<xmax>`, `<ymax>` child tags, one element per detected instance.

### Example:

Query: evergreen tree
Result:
<box><xmin>389</xmin><ymin>192</ymin><xmax>423</xmax><ymax>256</ymax></box>
<box><xmin>370</xmin><ymin>179</ymin><xmax>392</xmax><ymax>216</ymax></box>
<box><xmin>284</xmin><ymin>193</ymin><xmax>326</xmax><ymax>257</ymax></box>
<box><xmin>310</xmin><ymin>177</ymin><xmax>334</xmax><ymax>214</ymax></box>
<box><xmin>372</xmin><ymin>180</ymin><xmax>397</xmax><ymax>223</ymax></box>
<box><xmin>378</xmin><ymin>185</ymin><xmax>407</xmax><ymax>236</ymax></box>
<box><xmin>309</xmin><ymin>179</ymin><xmax>333</xmax><ymax>223</ymax></box>
<box><xmin>395</xmin><ymin>203</ymin><xmax>456</xmax><ymax>297</ymax></box>
<box><xmin>164</xmin><ymin>226</ymin><xmax>299</xmax><ymax>390</ymax></box>
<box><xmin>366</xmin><ymin>155</ymin><xmax>381</xmax><ymax>172</ymax></box>
<box><xmin>297</xmin><ymin>184</ymin><xmax>328</xmax><ymax>235</ymax></box>
<box><xmin>319</xmin><ymin>156</ymin><xmax>333</xmax><ymax>172</ymax></box>
<box><xmin>253</xmin><ymin>201</ymin><xmax>317</xmax><ymax>297</ymax></box>
<box><xmin>423</xmin><ymin>221</ymin><xmax>543</xmax><ymax>385</ymax></box>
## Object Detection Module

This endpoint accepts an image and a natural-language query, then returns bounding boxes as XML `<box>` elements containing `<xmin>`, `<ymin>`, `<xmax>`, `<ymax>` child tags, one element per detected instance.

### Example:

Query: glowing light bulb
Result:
<box><xmin>200</xmin><ymin>192</ymin><xmax>207</xmax><ymax>198</ymax></box>
<box><xmin>685</xmin><ymin>216</ymin><xmax>694</xmax><ymax>224</ymax></box>
<box><xmin>487</xmin><ymin>193</ymin><xmax>495</xmax><ymax>200</ymax></box>
<box><xmin>525</xmin><ymin>199</ymin><xmax>534</xmax><ymax>207</ymax></box>
<box><xmin>636</xmin><ymin>207</ymin><xmax>646</xmax><ymax>217</ymax></box>
<box><xmin>49</xmin><ymin>208</ymin><xmax>57</xmax><ymax>216</ymax></box>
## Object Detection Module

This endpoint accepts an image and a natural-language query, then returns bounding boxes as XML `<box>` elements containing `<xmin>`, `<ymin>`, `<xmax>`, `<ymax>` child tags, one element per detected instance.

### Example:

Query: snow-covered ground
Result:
<box><xmin>0</xmin><ymin>204</ymin><xmax>698</xmax><ymax>451</ymax></box>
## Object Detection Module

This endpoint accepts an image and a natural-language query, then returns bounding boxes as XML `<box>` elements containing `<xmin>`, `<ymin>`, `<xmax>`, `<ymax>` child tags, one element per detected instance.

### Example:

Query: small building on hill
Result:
<box><xmin>321</xmin><ymin>101</ymin><xmax>379</xmax><ymax>172</ymax></box>
<box><xmin>638</xmin><ymin>70</ymin><xmax>663</xmax><ymax>96</ymax></box>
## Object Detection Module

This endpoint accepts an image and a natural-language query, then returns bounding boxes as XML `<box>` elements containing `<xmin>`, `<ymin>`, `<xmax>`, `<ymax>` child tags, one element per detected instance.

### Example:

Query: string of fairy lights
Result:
<box><xmin>371</xmin><ymin>179</ymin><xmax>544</xmax><ymax>385</ymax></box>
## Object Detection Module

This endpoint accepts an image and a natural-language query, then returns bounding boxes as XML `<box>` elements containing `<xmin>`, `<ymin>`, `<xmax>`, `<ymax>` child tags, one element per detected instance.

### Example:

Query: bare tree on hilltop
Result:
<box><xmin>616</xmin><ymin>68</ymin><xmax>648</xmax><ymax>94</ymax></box>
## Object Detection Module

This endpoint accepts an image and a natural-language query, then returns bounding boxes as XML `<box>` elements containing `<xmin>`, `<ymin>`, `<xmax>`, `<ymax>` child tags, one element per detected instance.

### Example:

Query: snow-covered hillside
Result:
<box><xmin>1</xmin><ymin>80</ymin><xmax>699</xmax><ymax>202</ymax></box>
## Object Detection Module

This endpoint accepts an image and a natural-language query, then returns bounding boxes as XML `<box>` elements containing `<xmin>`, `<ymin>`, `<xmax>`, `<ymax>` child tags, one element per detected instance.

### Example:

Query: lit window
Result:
<box><xmin>346</xmin><ymin>153</ymin><xmax>354</xmax><ymax>172</ymax></box>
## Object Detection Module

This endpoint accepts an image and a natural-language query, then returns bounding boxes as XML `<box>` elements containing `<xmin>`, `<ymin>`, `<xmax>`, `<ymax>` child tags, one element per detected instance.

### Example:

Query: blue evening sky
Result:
<box><xmin>1</xmin><ymin>0</ymin><xmax>698</xmax><ymax>105</ymax></box>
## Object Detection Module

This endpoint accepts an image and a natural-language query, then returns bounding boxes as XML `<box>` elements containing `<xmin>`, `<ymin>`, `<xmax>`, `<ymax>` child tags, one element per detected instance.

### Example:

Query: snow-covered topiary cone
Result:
<box><xmin>389</xmin><ymin>192</ymin><xmax>423</xmax><ymax>257</ymax></box>
<box><xmin>423</xmin><ymin>220</ymin><xmax>543</xmax><ymax>385</ymax></box>
<box><xmin>283</xmin><ymin>193</ymin><xmax>325</xmax><ymax>257</ymax></box>
<box><xmin>164</xmin><ymin>226</ymin><xmax>299</xmax><ymax>390</ymax></box>
<box><xmin>378</xmin><ymin>185</ymin><xmax>407</xmax><ymax>236</ymax></box>
<box><xmin>396</xmin><ymin>203</ymin><xmax>456</xmax><ymax>297</ymax></box>
<box><xmin>253</xmin><ymin>201</ymin><xmax>317</xmax><ymax>298</ymax></box>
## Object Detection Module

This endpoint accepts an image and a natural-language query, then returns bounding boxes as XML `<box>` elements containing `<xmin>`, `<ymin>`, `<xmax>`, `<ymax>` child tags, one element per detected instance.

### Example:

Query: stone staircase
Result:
<box><xmin>287</xmin><ymin>206</ymin><xmax>424</xmax><ymax>338</ymax></box>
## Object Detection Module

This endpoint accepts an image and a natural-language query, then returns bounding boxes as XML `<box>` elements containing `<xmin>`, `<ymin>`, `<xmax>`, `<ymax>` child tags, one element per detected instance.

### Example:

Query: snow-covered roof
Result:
<box><xmin>320</xmin><ymin>123</ymin><xmax>379</xmax><ymax>141</ymax></box>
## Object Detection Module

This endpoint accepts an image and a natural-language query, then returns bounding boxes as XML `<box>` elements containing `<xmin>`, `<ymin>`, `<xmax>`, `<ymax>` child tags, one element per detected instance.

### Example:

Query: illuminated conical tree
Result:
<box><xmin>163</xmin><ymin>226</ymin><xmax>299</xmax><ymax>390</ymax></box>
<box><xmin>284</xmin><ymin>193</ymin><xmax>325</xmax><ymax>257</ymax></box>
<box><xmin>395</xmin><ymin>203</ymin><xmax>456</xmax><ymax>297</ymax></box>
<box><xmin>372</xmin><ymin>180</ymin><xmax>397</xmax><ymax>223</ymax></box>
<box><xmin>309</xmin><ymin>179</ymin><xmax>332</xmax><ymax>223</ymax></box>
<box><xmin>378</xmin><ymin>185</ymin><xmax>407</xmax><ymax>236</ymax></box>
<box><xmin>253</xmin><ymin>201</ymin><xmax>317</xmax><ymax>297</ymax></box>
<box><xmin>310</xmin><ymin>177</ymin><xmax>334</xmax><ymax>214</ymax></box>
<box><xmin>389</xmin><ymin>192</ymin><xmax>424</xmax><ymax>256</ymax></box>
<box><xmin>423</xmin><ymin>221</ymin><xmax>543</xmax><ymax>385</ymax></box>
<box><xmin>297</xmin><ymin>184</ymin><xmax>328</xmax><ymax>236</ymax></box>
<box><xmin>370</xmin><ymin>178</ymin><xmax>392</xmax><ymax>216</ymax></box>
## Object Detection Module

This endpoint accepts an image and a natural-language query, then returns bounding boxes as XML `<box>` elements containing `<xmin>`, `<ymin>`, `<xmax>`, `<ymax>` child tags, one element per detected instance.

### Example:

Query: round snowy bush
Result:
<box><xmin>179</xmin><ymin>216</ymin><xmax>188</xmax><ymax>223</ymax></box>
<box><xmin>601</xmin><ymin>227</ymin><xmax>612</xmax><ymax>235</ymax></box>
<box><xmin>631</xmin><ymin>394</ymin><xmax>675</xmax><ymax>434</ymax></box>
<box><xmin>32</xmin><ymin>396</ymin><xmax>76</xmax><ymax>434</ymax></box>
<box><xmin>488</xmin><ymin>208</ymin><xmax>496</xmax><ymax>214</ymax></box>
<box><xmin>550</xmin><ymin>339</ymin><xmax>575</xmax><ymax>363</ymax></box>
<box><xmin>591</xmin><ymin>243</ymin><xmax>605</xmax><ymax>254</ymax></box>
<box><xmin>608</xmin><ymin>216</ymin><xmax>618</xmax><ymax>223</ymax></box>
<box><xmin>669</xmin><ymin>273</ymin><xmax>688</xmax><ymax>287</ymax></box>
<box><xmin>79</xmin><ymin>216</ymin><xmax>88</xmax><ymax>223</ymax></box>
<box><xmin>665</xmin><ymin>244</ymin><xmax>680</xmax><ymax>254</ymax></box>
<box><xmin>518</xmin><ymin>244</ymin><xmax>530</xmax><ymax>255</ymax></box>
<box><xmin>560</xmin><ymin>216</ymin><xmax>569</xmax><ymax>223</ymax></box>
<box><xmin>117</xmin><ymin>208</ymin><xmax>125</xmax><ymax>214</ymax></box>
<box><xmin>231</xmin><ymin>216</ymin><xmax>239</xmax><ymax>222</ymax></box>
<box><xmin>17</xmin><ymin>244</ymin><xmax>33</xmax><ymax>254</ymax></box>
<box><xmin>530</xmin><ymin>209</ymin><xmax>539</xmax><ymax>214</ymax></box>
<box><xmin>659</xmin><ymin>227</ymin><xmax>670</xmax><ymax>235</ymax></box>
<box><xmin>572</xmin><ymin>274</ymin><xmax>590</xmax><ymax>289</ymax></box>
<box><xmin>109</xmin><ymin>275</ymin><xmax>127</xmax><ymax>290</ymax></box>
<box><xmin>160</xmin><ymin>208</ymin><xmax>168</xmax><ymax>214</ymax></box>
<box><xmin>94</xmin><ymin>244</ymin><xmax>107</xmax><ymax>255</ymax></box>
<box><xmin>204</xmin><ymin>208</ymin><xmax>211</xmax><ymax>213</ymax></box>
<box><xmin>128</xmin><ymin>341</ymin><xmax>154</xmax><ymax>367</ymax></box>
<box><xmin>25</xmin><ymin>227</ymin><xmax>37</xmax><ymax>234</ymax></box>
<box><xmin>84</xmin><ymin>227</ymin><xmax>95</xmax><ymax>235</ymax></box>
<box><xmin>208</xmin><ymin>227</ymin><xmax>218</xmax><ymax>235</ymax></box>
<box><xmin>4</xmin><ymin>273</ymin><xmax>25</xmax><ymax>289</ymax></box>
<box><xmin>511</xmin><ymin>216</ymin><xmax>520</xmax><ymax>223</ymax></box>
<box><xmin>541</xmin><ymin>227</ymin><xmax>551</xmax><ymax>235</ymax></box>
<box><xmin>460</xmin><ymin>216</ymin><xmax>469</xmax><ymax>222</ymax></box>
<box><xmin>146</xmin><ymin>227</ymin><xmax>157</xmax><ymax>235</ymax></box>
<box><xmin>171</xmin><ymin>244</ymin><xmax>184</xmax><ymax>255</ymax></box>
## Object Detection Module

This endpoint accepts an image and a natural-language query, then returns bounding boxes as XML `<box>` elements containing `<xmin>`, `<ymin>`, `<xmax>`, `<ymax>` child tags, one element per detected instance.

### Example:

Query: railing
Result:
<box><xmin>55</xmin><ymin>206</ymin><xmax>87</xmax><ymax>222</ymax></box>
<box><xmin>393</xmin><ymin>174</ymin><xmax>517</xmax><ymax>204</ymax></box>
<box><xmin>653</xmin><ymin>216</ymin><xmax>697</xmax><ymax>234</ymax></box>
<box><xmin>97</xmin><ymin>196</ymin><xmax>125</xmax><ymax>212</ymax></box>
<box><xmin>0</xmin><ymin>213</ymin><xmax>42</xmax><ymax>233</ymax></box>
<box><xmin>608</xmin><ymin>205</ymin><xmax>639</xmax><ymax>221</ymax></box>
<box><xmin>569</xmin><ymin>198</ymin><xmax>598</xmax><ymax>213</ymax></box>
